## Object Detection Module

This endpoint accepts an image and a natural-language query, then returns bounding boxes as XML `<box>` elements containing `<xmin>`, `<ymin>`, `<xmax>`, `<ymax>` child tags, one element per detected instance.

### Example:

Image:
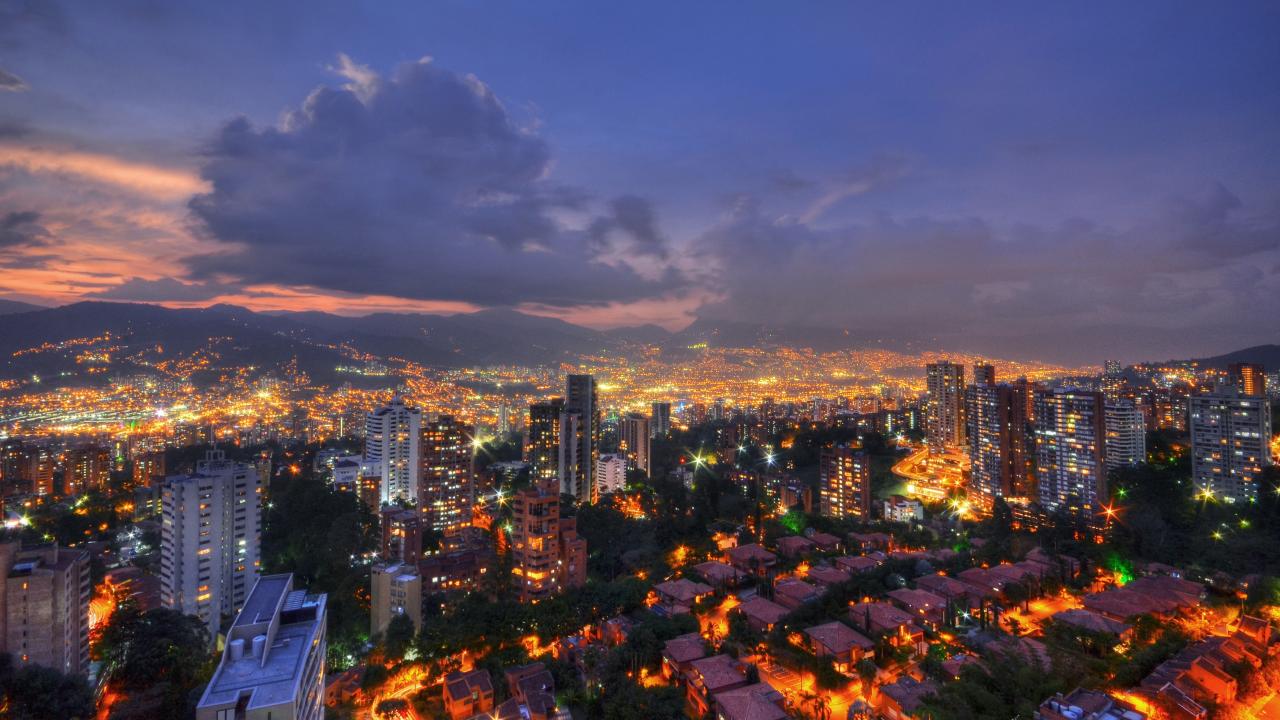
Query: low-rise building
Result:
<box><xmin>651</xmin><ymin>578</ymin><xmax>714</xmax><ymax>615</ymax></box>
<box><xmin>370</xmin><ymin>562</ymin><xmax>422</xmax><ymax>637</ymax></box>
<box><xmin>886</xmin><ymin>588</ymin><xmax>947</xmax><ymax>629</ymax></box>
<box><xmin>725</xmin><ymin>544</ymin><xmax>777</xmax><ymax>576</ymax></box>
<box><xmin>882</xmin><ymin>495</ymin><xmax>924</xmax><ymax>523</ymax></box>
<box><xmin>807</xmin><ymin>531</ymin><xmax>842</xmax><ymax>553</ymax></box>
<box><xmin>1036</xmin><ymin>688</ymin><xmax>1146</xmax><ymax>720</ymax></box>
<box><xmin>715</xmin><ymin>683</ymin><xmax>787</xmax><ymax>720</ymax></box>
<box><xmin>1051</xmin><ymin>609</ymin><xmax>1133</xmax><ymax>642</ymax></box>
<box><xmin>805</xmin><ymin>565</ymin><xmax>851</xmax><ymax>587</ymax></box>
<box><xmin>443</xmin><ymin>669</ymin><xmax>494</xmax><ymax>720</ymax></box>
<box><xmin>686</xmin><ymin>654</ymin><xmax>747</xmax><ymax>719</ymax></box>
<box><xmin>876</xmin><ymin>676</ymin><xmax>937</xmax><ymax>720</ymax></box>
<box><xmin>803</xmin><ymin>621</ymin><xmax>874</xmax><ymax>671</ymax></box>
<box><xmin>773</xmin><ymin>578</ymin><xmax>821</xmax><ymax>610</ymax></box>
<box><xmin>695</xmin><ymin>560</ymin><xmax>744</xmax><ymax>588</ymax></box>
<box><xmin>662</xmin><ymin>632</ymin><xmax>708</xmax><ymax>681</ymax></box>
<box><xmin>848</xmin><ymin>601</ymin><xmax>926</xmax><ymax>656</ymax></box>
<box><xmin>775</xmin><ymin>535</ymin><xmax>816</xmax><ymax>558</ymax></box>
<box><xmin>835</xmin><ymin>555</ymin><xmax>881</xmax><ymax>574</ymax></box>
<box><xmin>736</xmin><ymin>596</ymin><xmax>789</xmax><ymax>633</ymax></box>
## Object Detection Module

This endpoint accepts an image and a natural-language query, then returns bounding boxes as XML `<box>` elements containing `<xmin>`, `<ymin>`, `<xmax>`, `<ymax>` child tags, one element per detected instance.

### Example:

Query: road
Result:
<box><xmin>892</xmin><ymin>447</ymin><xmax>968</xmax><ymax>501</ymax></box>
<box><xmin>999</xmin><ymin>593</ymin><xmax>1083</xmax><ymax>636</ymax></box>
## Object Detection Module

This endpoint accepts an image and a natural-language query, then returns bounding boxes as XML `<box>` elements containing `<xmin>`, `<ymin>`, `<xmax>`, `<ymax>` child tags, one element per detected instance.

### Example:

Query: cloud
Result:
<box><xmin>0</xmin><ymin>210</ymin><xmax>49</xmax><ymax>248</ymax></box>
<box><xmin>187</xmin><ymin>55</ymin><xmax>682</xmax><ymax>308</ymax></box>
<box><xmin>84</xmin><ymin>276</ymin><xmax>235</xmax><ymax>302</ymax></box>
<box><xmin>694</xmin><ymin>183</ymin><xmax>1280</xmax><ymax>362</ymax></box>
<box><xmin>588</xmin><ymin>195</ymin><xmax>669</xmax><ymax>258</ymax></box>
<box><xmin>0</xmin><ymin>68</ymin><xmax>26</xmax><ymax>92</ymax></box>
<box><xmin>0</xmin><ymin>145</ymin><xmax>207</xmax><ymax>200</ymax></box>
<box><xmin>799</xmin><ymin>156</ymin><xmax>908</xmax><ymax>224</ymax></box>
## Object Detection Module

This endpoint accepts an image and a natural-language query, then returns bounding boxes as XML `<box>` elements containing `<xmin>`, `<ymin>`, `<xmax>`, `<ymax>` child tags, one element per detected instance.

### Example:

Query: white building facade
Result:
<box><xmin>161</xmin><ymin>449</ymin><xmax>262</xmax><ymax>639</ymax></box>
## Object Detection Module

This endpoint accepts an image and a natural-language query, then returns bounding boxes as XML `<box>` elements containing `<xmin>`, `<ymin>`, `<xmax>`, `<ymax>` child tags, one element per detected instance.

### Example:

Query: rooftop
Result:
<box><xmin>715</xmin><ymin>682</ymin><xmax>787</xmax><ymax>720</ymax></box>
<box><xmin>199</xmin><ymin>574</ymin><xmax>327</xmax><ymax>713</ymax></box>
<box><xmin>804</xmin><ymin>621</ymin><xmax>873</xmax><ymax>654</ymax></box>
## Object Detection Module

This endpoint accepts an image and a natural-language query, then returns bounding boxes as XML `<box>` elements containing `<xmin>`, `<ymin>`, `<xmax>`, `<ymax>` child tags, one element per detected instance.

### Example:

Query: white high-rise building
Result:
<box><xmin>161</xmin><ymin>449</ymin><xmax>262</xmax><ymax>639</ymax></box>
<box><xmin>1190</xmin><ymin>386</ymin><xmax>1272</xmax><ymax>503</ymax></box>
<box><xmin>196</xmin><ymin>574</ymin><xmax>327</xmax><ymax>720</ymax></box>
<box><xmin>1104</xmin><ymin>401</ymin><xmax>1145</xmax><ymax>472</ymax></box>
<box><xmin>365</xmin><ymin>396</ymin><xmax>422</xmax><ymax>505</ymax></box>
<box><xmin>595</xmin><ymin>453</ymin><xmax>628</xmax><ymax>496</ymax></box>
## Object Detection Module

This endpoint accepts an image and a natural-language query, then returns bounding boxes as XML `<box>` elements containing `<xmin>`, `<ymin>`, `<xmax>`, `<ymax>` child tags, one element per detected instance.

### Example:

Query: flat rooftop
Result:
<box><xmin>199</xmin><ymin>574</ymin><xmax>327</xmax><ymax>712</ymax></box>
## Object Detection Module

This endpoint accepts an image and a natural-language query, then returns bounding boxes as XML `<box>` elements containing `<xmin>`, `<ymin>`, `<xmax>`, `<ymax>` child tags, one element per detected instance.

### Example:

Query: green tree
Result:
<box><xmin>94</xmin><ymin>604</ymin><xmax>213</xmax><ymax>719</ymax></box>
<box><xmin>0</xmin><ymin>653</ymin><xmax>96</xmax><ymax>720</ymax></box>
<box><xmin>383</xmin><ymin>613</ymin><xmax>416</xmax><ymax>662</ymax></box>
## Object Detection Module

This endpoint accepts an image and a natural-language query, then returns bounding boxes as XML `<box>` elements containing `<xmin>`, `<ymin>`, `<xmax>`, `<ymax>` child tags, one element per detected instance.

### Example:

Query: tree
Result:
<box><xmin>94</xmin><ymin>604</ymin><xmax>213</xmax><ymax>719</ymax></box>
<box><xmin>0</xmin><ymin>653</ymin><xmax>96</xmax><ymax>720</ymax></box>
<box><xmin>383</xmin><ymin>613</ymin><xmax>416</xmax><ymax>662</ymax></box>
<box><xmin>856</xmin><ymin>658</ymin><xmax>878</xmax><ymax>693</ymax></box>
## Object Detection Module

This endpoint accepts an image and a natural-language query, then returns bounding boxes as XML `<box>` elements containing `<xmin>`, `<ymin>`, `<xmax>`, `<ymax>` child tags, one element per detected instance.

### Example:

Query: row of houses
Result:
<box><xmin>659</xmin><ymin>633</ymin><xmax>788</xmax><ymax>720</ymax></box>
<box><xmin>441</xmin><ymin>662</ymin><xmax>567</xmax><ymax>720</ymax></box>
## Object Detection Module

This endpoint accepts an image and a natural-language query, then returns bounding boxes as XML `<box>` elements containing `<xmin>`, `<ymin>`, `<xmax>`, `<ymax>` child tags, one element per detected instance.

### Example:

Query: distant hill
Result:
<box><xmin>1194</xmin><ymin>344</ymin><xmax>1280</xmax><ymax>370</ymax></box>
<box><xmin>603</xmin><ymin>324</ymin><xmax>673</xmax><ymax>345</ymax></box>
<box><xmin>0</xmin><ymin>299</ymin><xmax>46</xmax><ymax>315</ymax></box>
<box><xmin>0</xmin><ymin>302</ymin><xmax>350</xmax><ymax>384</ymax></box>
<box><xmin>0</xmin><ymin>301</ymin><xmax>626</xmax><ymax>381</ymax></box>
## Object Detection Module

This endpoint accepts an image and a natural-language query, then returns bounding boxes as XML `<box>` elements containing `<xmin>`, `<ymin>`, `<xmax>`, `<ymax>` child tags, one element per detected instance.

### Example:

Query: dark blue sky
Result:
<box><xmin>1</xmin><ymin>1</ymin><xmax>1278</xmax><ymax>362</ymax></box>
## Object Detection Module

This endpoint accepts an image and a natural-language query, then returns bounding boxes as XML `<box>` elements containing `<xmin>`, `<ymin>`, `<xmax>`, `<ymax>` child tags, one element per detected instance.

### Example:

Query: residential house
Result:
<box><xmin>442</xmin><ymin>670</ymin><xmax>494</xmax><ymax>720</ymax></box>
<box><xmin>736</xmin><ymin>597</ymin><xmax>790</xmax><ymax>634</ymax></box>
<box><xmin>686</xmin><ymin>654</ymin><xmax>748</xmax><ymax>719</ymax></box>
<box><xmin>803</xmin><ymin>621</ymin><xmax>874</xmax><ymax>671</ymax></box>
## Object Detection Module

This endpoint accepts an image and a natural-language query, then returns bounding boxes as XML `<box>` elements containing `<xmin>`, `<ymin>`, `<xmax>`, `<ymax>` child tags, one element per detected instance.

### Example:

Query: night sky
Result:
<box><xmin>1</xmin><ymin>1</ymin><xmax>1278</xmax><ymax>362</ymax></box>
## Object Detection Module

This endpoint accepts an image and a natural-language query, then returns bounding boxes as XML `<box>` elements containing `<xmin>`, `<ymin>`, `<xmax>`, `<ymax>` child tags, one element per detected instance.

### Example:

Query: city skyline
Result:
<box><xmin>0</xmin><ymin>2</ymin><xmax>1278</xmax><ymax>364</ymax></box>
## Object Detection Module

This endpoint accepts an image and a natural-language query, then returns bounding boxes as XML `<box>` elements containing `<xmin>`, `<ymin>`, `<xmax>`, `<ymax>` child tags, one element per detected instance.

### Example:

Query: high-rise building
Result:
<box><xmin>594</xmin><ymin>453</ymin><xmax>628</xmax><ymax>496</ymax></box>
<box><xmin>27</xmin><ymin>445</ymin><xmax>55</xmax><ymax>497</ymax></box>
<box><xmin>66</xmin><ymin>445</ymin><xmax>111</xmax><ymax>495</ymax></box>
<box><xmin>619</xmin><ymin>413</ymin><xmax>651</xmax><ymax>476</ymax></box>
<box><xmin>1101</xmin><ymin>360</ymin><xmax>1125</xmax><ymax>403</ymax></box>
<box><xmin>420</xmin><ymin>415</ymin><xmax>473</xmax><ymax>533</ymax></box>
<box><xmin>1228</xmin><ymin>363</ymin><xmax>1267</xmax><ymax>398</ymax></box>
<box><xmin>650</xmin><ymin>402</ymin><xmax>672</xmax><ymax>438</ymax></box>
<box><xmin>161</xmin><ymin>449</ymin><xmax>262</xmax><ymax>639</ymax></box>
<box><xmin>380</xmin><ymin>507</ymin><xmax>423</xmax><ymax>564</ymax></box>
<box><xmin>1145</xmin><ymin>386</ymin><xmax>1190</xmax><ymax>432</ymax></box>
<box><xmin>509</xmin><ymin>489</ymin><xmax>587</xmax><ymax>603</ymax></box>
<box><xmin>370</xmin><ymin>562</ymin><xmax>422</xmax><ymax>637</ymax></box>
<box><xmin>925</xmin><ymin>362</ymin><xmax>966</xmax><ymax>453</ymax></box>
<box><xmin>973</xmin><ymin>364</ymin><xmax>996</xmax><ymax>386</ymax></box>
<box><xmin>1190</xmin><ymin>386</ymin><xmax>1272</xmax><ymax>503</ymax></box>
<box><xmin>1034</xmin><ymin>389</ymin><xmax>1107</xmax><ymax>517</ymax></box>
<box><xmin>525</xmin><ymin>399</ymin><xmax>564</xmax><ymax>496</ymax></box>
<box><xmin>196</xmin><ymin>574</ymin><xmax>326</xmax><ymax>720</ymax></box>
<box><xmin>819</xmin><ymin>447</ymin><xmax>870</xmax><ymax>520</ymax></box>
<box><xmin>1103</xmin><ymin>401</ymin><xmax>1145</xmax><ymax>472</ymax></box>
<box><xmin>966</xmin><ymin>383</ymin><xmax>1028</xmax><ymax>503</ymax></box>
<box><xmin>132</xmin><ymin>450</ymin><xmax>167</xmax><ymax>490</ymax></box>
<box><xmin>364</xmin><ymin>396</ymin><xmax>422</xmax><ymax>505</ymax></box>
<box><xmin>560</xmin><ymin>375</ymin><xmax>600</xmax><ymax>501</ymax></box>
<box><xmin>0</xmin><ymin>542</ymin><xmax>90</xmax><ymax>676</ymax></box>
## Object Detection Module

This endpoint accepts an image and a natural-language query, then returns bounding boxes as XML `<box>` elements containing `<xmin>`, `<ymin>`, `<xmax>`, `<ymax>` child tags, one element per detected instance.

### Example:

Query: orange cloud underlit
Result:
<box><xmin>0</xmin><ymin>145</ymin><xmax>207</xmax><ymax>200</ymax></box>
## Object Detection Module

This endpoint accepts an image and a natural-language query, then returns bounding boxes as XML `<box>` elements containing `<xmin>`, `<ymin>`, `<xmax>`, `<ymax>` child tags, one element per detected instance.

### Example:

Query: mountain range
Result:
<box><xmin>0</xmin><ymin>300</ymin><xmax>1274</xmax><ymax>383</ymax></box>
